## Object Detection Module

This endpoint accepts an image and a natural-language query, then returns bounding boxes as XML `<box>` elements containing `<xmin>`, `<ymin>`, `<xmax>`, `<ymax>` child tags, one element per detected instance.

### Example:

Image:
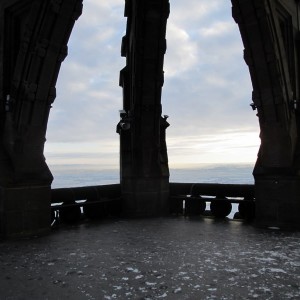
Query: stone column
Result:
<box><xmin>0</xmin><ymin>0</ymin><xmax>82</xmax><ymax>238</ymax></box>
<box><xmin>232</xmin><ymin>0</ymin><xmax>300</xmax><ymax>228</ymax></box>
<box><xmin>118</xmin><ymin>0</ymin><xmax>170</xmax><ymax>216</ymax></box>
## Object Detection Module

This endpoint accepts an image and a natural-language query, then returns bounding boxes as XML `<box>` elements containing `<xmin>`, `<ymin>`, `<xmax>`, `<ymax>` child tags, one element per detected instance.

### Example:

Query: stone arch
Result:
<box><xmin>118</xmin><ymin>0</ymin><xmax>300</xmax><ymax>226</ymax></box>
<box><xmin>1</xmin><ymin>0</ymin><xmax>300</xmax><ymax>237</ymax></box>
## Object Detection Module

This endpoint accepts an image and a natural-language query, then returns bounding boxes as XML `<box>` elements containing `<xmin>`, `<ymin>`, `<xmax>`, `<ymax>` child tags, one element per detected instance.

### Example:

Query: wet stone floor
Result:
<box><xmin>0</xmin><ymin>217</ymin><xmax>300</xmax><ymax>299</ymax></box>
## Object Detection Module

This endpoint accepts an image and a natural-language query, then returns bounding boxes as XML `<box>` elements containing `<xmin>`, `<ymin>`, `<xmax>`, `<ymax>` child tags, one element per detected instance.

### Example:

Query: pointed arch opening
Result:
<box><xmin>163</xmin><ymin>0</ymin><xmax>259</xmax><ymax>180</ymax></box>
<box><xmin>45</xmin><ymin>1</ymin><xmax>126</xmax><ymax>187</ymax></box>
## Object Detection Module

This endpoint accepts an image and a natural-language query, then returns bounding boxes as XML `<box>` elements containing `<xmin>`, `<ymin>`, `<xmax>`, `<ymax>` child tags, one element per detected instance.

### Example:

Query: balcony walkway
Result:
<box><xmin>1</xmin><ymin>217</ymin><xmax>300</xmax><ymax>299</ymax></box>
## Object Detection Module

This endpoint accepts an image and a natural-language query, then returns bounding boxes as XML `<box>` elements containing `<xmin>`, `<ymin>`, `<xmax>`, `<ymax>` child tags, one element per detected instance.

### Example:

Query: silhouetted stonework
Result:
<box><xmin>0</xmin><ymin>0</ymin><xmax>300</xmax><ymax>237</ymax></box>
<box><xmin>232</xmin><ymin>0</ymin><xmax>300</xmax><ymax>228</ymax></box>
<box><xmin>0</xmin><ymin>0</ymin><xmax>82</xmax><ymax>237</ymax></box>
<box><xmin>118</xmin><ymin>0</ymin><xmax>170</xmax><ymax>216</ymax></box>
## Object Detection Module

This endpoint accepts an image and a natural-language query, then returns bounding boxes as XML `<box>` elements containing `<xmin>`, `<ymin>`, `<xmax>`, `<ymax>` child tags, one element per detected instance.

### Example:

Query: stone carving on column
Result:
<box><xmin>118</xmin><ymin>0</ymin><xmax>170</xmax><ymax>216</ymax></box>
<box><xmin>232</xmin><ymin>0</ymin><xmax>300</xmax><ymax>228</ymax></box>
<box><xmin>0</xmin><ymin>0</ymin><xmax>82</xmax><ymax>237</ymax></box>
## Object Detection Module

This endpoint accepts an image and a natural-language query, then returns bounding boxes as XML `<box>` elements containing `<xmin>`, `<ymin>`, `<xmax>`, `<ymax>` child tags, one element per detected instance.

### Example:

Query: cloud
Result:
<box><xmin>45</xmin><ymin>0</ymin><xmax>260</xmax><ymax>166</ymax></box>
<box><xmin>199</xmin><ymin>21</ymin><xmax>235</xmax><ymax>37</ymax></box>
<box><xmin>164</xmin><ymin>23</ymin><xmax>198</xmax><ymax>76</ymax></box>
<box><xmin>168</xmin><ymin>0</ymin><xmax>220</xmax><ymax>26</ymax></box>
<box><xmin>167</xmin><ymin>131</ymin><xmax>260</xmax><ymax>166</ymax></box>
<box><xmin>162</xmin><ymin>0</ymin><xmax>256</xmax><ymax>145</ymax></box>
<box><xmin>47</xmin><ymin>1</ymin><xmax>125</xmax><ymax>144</ymax></box>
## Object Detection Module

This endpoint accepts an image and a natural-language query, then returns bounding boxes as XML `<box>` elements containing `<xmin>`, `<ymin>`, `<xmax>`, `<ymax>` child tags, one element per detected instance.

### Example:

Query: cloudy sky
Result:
<box><xmin>45</xmin><ymin>0</ymin><xmax>260</xmax><ymax>169</ymax></box>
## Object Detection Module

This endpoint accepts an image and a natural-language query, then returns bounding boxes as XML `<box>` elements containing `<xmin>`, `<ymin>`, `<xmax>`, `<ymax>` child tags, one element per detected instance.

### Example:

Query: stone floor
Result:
<box><xmin>0</xmin><ymin>217</ymin><xmax>300</xmax><ymax>299</ymax></box>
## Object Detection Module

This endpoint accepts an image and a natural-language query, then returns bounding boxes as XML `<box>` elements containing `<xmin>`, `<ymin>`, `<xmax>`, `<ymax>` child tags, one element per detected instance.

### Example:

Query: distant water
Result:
<box><xmin>169</xmin><ymin>164</ymin><xmax>254</xmax><ymax>184</ymax></box>
<box><xmin>50</xmin><ymin>163</ymin><xmax>254</xmax><ymax>188</ymax></box>
<box><xmin>50</xmin><ymin>163</ymin><xmax>254</xmax><ymax>219</ymax></box>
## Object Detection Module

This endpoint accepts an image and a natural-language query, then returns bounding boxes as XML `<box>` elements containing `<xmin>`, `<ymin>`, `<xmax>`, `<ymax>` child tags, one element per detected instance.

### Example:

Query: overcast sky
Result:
<box><xmin>45</xmin><ymin>0</ymin><xmax>260</xmax><ymax>169</ymax></box>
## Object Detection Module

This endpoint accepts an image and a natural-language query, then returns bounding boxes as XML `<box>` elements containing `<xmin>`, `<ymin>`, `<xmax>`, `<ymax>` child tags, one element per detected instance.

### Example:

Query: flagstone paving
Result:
<box><xmin>1</xmin><ymin>217</ymin><xmax>299</xmax><ymax>299</ymax></box>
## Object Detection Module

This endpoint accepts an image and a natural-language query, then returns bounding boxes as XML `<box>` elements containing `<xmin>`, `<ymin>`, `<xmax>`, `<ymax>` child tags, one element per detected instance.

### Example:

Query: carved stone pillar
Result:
<box><xmin>118</xmin><ymin>0</ymin><xmax>170</xmax><ymax>216</ymax></box>
<box><xmin>232</xmin><ymin>0</ymin><xmax>300</xmax><ymax>228</ymax></box>
<box><xmin>0</xmin><ymin>0</ymin><xmax>82</xmax><ymax>237</ymax></box>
